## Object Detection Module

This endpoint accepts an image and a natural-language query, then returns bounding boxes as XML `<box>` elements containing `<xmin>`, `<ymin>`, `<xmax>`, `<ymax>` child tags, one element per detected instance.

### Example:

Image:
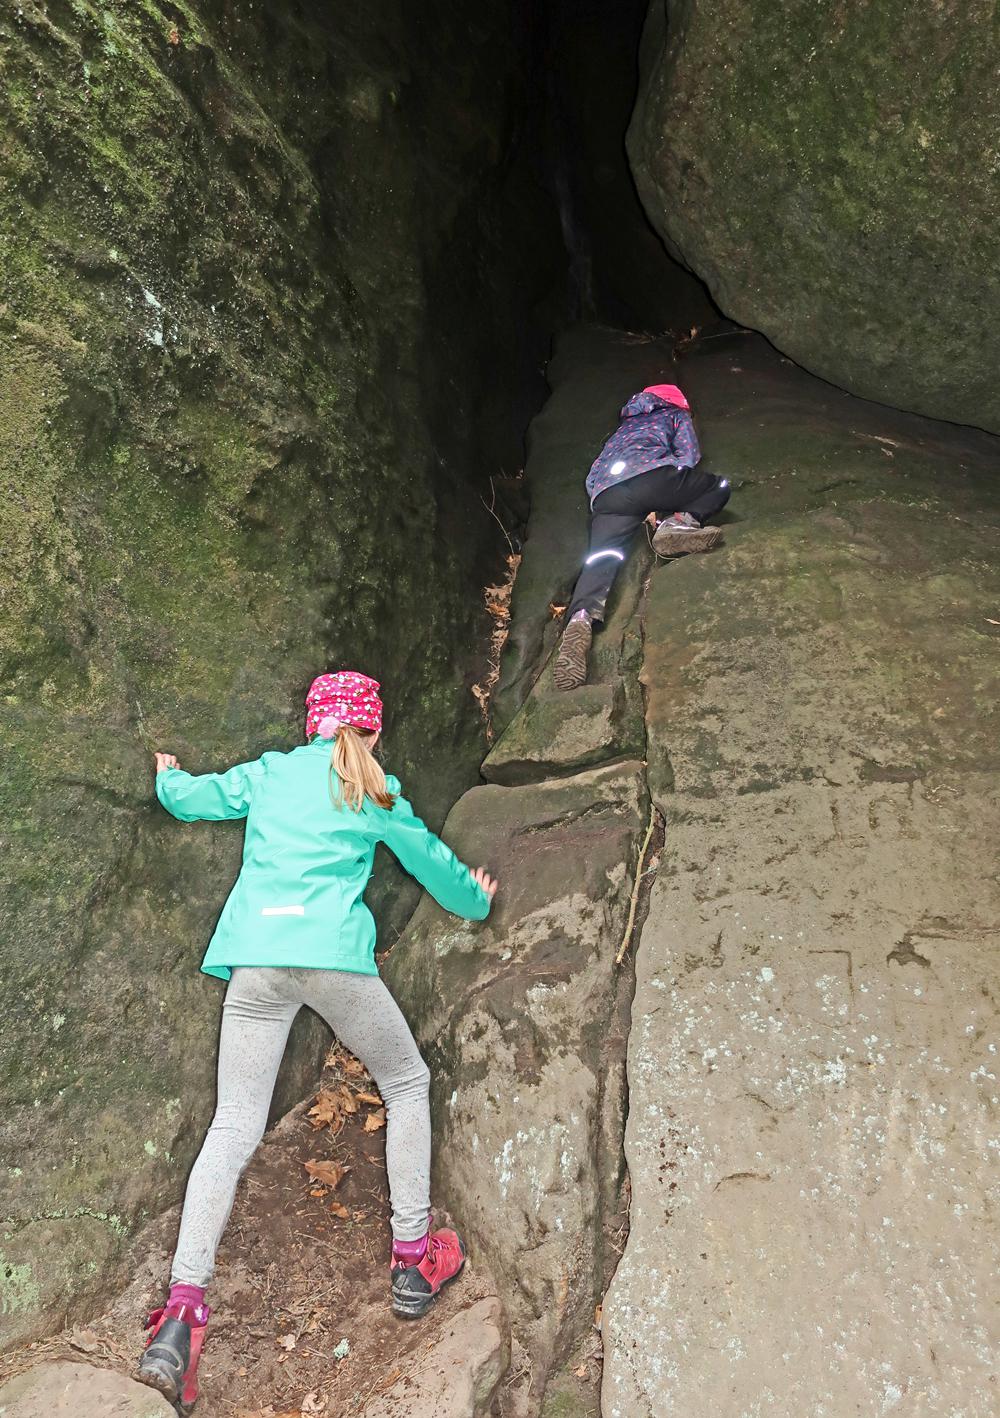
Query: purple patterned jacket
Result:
<box><xmin>585</xmin><ymin>391</ymin><xmax>701</xmax><ymax>507</ymax></box>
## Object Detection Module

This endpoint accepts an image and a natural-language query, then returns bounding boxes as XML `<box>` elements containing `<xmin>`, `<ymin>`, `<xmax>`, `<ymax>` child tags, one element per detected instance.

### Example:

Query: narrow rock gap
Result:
<box><xmin>4</xmin><ymin>1</ymin><xmax>1000</xmax><ymax>1416</ymax></box>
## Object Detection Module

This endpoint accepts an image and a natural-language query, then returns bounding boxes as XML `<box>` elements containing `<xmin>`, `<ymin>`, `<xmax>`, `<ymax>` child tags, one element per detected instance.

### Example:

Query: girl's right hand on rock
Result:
<box><xmin>471</xmin><ymin>866</ymin><xmax>498</xmax><ymax>899</ymax></box>
<box><xmin>154</xmin><ymin>751</ymin><xmax>180</xmax><ymax>774</ymax></box>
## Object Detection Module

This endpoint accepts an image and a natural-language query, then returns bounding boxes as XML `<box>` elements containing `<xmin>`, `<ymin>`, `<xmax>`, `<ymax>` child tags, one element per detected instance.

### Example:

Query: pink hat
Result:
<box><xmin>305</xmin><ymin>671</ymin><xmax>383</xmax><ymax>739</ymax></box>
<box><xmin>642</xmin><ymin>383</ymin><xmax>689</xmax><ymax>410</ymax></box>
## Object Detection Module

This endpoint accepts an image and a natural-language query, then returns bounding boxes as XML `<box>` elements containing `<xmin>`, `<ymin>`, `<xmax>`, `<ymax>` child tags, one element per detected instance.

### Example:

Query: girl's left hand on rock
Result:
<box><xmin>155</xmin><ymin>751</ymin><xmax>181</xmax><ymax>774</ymax></box>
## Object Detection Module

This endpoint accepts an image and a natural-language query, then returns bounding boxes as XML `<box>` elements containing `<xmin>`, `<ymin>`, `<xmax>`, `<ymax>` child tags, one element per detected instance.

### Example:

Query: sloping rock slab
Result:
<box><xmin>365</xmin><ymin>1297</ymin><xmax>509</xmax><ymax>1417</ymax></box>
<box><xmin>385</xmin><ymin>761</ymin><xmax>647</xmax><ymax>1397</ymax></box>
<box><xmin>602</xmin><ymin>343</ymin><xmax>1000</xmax><ymax>1415</ymax></box>
<box><xmin>0</xmin><ymin>1361</ymin><xmax>173</xmax><ymax>1417</ymax></box>
<box><xmin>482</xmin><ymin>680</ymin><xmax>625</xmax><ymax>785</ymax></box>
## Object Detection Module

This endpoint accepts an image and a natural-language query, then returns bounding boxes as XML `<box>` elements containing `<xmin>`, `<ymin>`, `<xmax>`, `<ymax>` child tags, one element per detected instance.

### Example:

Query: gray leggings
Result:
<box><xmin>171</xmin><ymin>966</ymin><xmax>431</xmax><ymax>1287</ymax></box>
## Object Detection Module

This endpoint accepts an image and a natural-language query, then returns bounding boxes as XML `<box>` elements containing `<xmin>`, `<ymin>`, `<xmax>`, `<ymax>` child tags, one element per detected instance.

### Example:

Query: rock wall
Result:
<box><xmin>0</xmin><ymin>0</ymin><xmax>561</xmax><ymax>1346</ymax></box>
<box><xmin>629</xmin><ymin>0</ymin><xmax>1000</xmax><ymax>432</ymax></box>
<box><xmin>601</xmin><ymin>328</ymin><xmax>1000</xmax><ymax>1414</ymax></box>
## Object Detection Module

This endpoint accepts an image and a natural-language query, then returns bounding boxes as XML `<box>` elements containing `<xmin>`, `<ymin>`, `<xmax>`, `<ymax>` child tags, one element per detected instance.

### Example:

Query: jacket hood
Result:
<box><xmin>620</xmin><ymin>383</ymin><xmax>689</xmax><ymax>418</ymax></box>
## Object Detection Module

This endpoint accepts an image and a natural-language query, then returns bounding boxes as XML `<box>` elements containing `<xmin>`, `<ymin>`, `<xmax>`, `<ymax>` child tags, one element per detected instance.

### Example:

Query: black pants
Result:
<box><xmin>567</xmin><ymin>465</ymin><xmax>731</xmax><ymax>622</ymax></box>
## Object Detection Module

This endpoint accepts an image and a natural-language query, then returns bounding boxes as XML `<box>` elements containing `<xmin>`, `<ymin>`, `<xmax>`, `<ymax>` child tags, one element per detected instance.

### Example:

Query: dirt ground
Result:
<box><xmin>0</xmin><ymin>1046</ymin><xmax>495</xmax><ymax>1417</ymax></box>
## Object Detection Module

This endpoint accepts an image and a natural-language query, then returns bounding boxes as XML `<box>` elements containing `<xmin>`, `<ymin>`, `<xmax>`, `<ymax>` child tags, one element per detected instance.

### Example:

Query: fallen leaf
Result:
<box><xmin>309</xmin><ymin>1188</ymin><xmax>327</xmax><ymax>1198</ymax></box>
<box><xmin>308</xmin><ymin>1084</ymin><xmax>360</xmax><ymax>1130</ymax></box>
<box><xmin>329</xmin><ymin>1201</ymin><xmax>350</xmax><ymax>1219</ymax></box>
<box><xmin>352</xmin><ymin>1210</ymin><xmax>367</xmax><ymax>1223</ymax></box>
<box><xmin>575</xmin><ymin>1363</ymin><xmax>588</xmax><ymax>1378</ymax></box>
<box><xmin>69</xmin><ymin>1329</ymin><xmax>100</xmax><ymax>1354</ymax></box>
<box><xmin>354</xmin><ymin>1090</ymin><xmax>382</xmax><ymax>1106</ymax></box>
<box><xmin>986</xmin><ymin>618</ymin><xmax>1000</xmax><ymax>626</ymax></box>
<box><xmin>277</xmin><ymin>1333</ymin><xmax>297</xmax><ymax>1351</ymax></box>
<box><xmin>363</xmin><ymin>1109</ymin><xmax>386</xmax><ymax>1133</ymax></box>
<box><xmin>307</xmin><ymin>1090</ymin><xmax>346</xmax><ymax>1133</ymax></box>
<box><xmin>305</xmin><ymin>1159</ymin><xmax>349</xmax><ymax>1189</ymax></box>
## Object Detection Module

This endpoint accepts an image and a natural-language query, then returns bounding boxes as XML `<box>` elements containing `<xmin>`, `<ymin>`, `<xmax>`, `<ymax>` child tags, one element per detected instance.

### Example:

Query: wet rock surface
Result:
<box><xmin>630</xmin><ymin>0</ymin><xmax>1000</xmax><ymax>432</ymax></box>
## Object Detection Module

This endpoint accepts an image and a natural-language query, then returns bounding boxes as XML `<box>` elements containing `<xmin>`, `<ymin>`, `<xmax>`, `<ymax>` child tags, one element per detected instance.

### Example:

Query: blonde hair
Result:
<box><xmin>329</xmin><ymin>723</ymin><xmax>396</xmax><ymax>812</ymax></box>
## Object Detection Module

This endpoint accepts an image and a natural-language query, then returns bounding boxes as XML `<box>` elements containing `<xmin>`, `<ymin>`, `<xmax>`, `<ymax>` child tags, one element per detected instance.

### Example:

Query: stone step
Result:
<box><xmin>0</xmin><ymin>1361</ymin><xmax>174</xmax><ymax>1417</ymax></box>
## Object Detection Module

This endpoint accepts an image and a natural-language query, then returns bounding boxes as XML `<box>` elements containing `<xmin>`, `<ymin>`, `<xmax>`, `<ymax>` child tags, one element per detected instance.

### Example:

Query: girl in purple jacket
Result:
<box><xmin>554</xmin><ymin>383</ymin><xmax>730</xmax><ymax>690</ymax></box>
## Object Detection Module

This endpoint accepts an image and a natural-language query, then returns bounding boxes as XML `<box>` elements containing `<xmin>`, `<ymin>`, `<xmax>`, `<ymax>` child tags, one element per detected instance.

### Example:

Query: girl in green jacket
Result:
<box><xmin>138</xmin><ymin>671</ymin><xmax>497</xmax><ymax>1415</ymax></box>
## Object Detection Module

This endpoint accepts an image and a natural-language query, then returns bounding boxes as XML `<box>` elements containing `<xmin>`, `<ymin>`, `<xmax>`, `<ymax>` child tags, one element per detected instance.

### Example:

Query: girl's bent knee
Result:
<box><xmin>383</xmin><ymin>1059</ymin><xmax>430</xmax><ymax>1104</ymax></box>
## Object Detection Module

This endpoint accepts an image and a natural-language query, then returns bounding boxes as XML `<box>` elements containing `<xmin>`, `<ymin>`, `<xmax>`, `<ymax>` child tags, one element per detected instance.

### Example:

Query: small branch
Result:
<box><xmin>616</xmin><ymin>807</ymin><xmax>658</xmax><ymax>966</ymax></box>
<box><xmin>481</xmin><ymin>475</ymin><xmax>515</xmax><ymax>557</ymax></box>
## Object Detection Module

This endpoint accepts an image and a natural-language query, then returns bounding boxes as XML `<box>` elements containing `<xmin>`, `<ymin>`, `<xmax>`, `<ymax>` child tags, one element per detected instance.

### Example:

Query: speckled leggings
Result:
<box><xmin>170</xmin><ymin>966</ymin><xmax>431</xmax><ymax>1286</ymax></box>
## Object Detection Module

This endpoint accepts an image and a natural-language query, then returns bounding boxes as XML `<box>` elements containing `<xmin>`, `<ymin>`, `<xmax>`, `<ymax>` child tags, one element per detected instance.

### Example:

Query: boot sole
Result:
<box><xmin>392</xmin><ymin>1252</ymin><xmax>466</xmax><ymax>1320</ymax></box>
<box><xmin>553</xmin><ymin>620</ymin><xmax>592</xmax><ymax>691</ymax></box>
<box><xmin>137</xmin><ymin>1360</ymin><xmax>195</xmax><ymax>1416</ymax></box>
<box><xmin>652</xmin><ymin>524</ymin><xmax>723</xmax><ymax>557</ymax></box>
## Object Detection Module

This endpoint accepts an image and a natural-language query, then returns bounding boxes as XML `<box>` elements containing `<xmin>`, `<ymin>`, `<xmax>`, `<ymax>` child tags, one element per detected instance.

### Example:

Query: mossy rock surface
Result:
<box><xmin>630</xmin><ymin>0</ymin><xmax>1000</xmax><ymax>432</ymax></box>
<box><xmin>0</xmin><ymin>0</ymin><xmax>560</xmax><ymax>1345</ymax></box>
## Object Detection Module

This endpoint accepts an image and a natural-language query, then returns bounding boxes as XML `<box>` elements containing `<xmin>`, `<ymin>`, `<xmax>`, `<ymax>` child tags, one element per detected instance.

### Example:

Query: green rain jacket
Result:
<box><xmin>155</xmin><ymin>736</ymin><xmax>491</xmax><ymax>980</ymax></box>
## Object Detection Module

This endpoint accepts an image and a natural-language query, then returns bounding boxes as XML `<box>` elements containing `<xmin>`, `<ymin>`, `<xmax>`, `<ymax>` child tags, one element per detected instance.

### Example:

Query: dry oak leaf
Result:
<box><xmin>329</xmin><ymin>1201</ymin><xmax>350</xmax><ymax>1219</ymax></box>
<box><xmin>304</xmin><ymin>1158</ymin><xmax>349</xmax><ymax>1189</ymax></box>
<box><xmin>307</xmin><ymin>1091</ymin><xmax>346</xmax><ymax>1133</ymax></box>
<box><xmin>277</xmin><ymin>1334</ymin><xmax>297</xmax><ymax>1351</ymax></box>
<box><xmin>363</xmin><ymin>1108</ymin><xmax>387</xmax><ymax>1132</ymax></box>
<box><xmin>354</xmin><ymin>1090</ymin><xmax>383</xmax><ymax>1107</ymax></box>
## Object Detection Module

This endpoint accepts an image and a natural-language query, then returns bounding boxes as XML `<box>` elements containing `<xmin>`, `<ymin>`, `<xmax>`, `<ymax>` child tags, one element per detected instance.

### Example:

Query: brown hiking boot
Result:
<box><xmin>652</xmin><ymin>512</ymin><xmax>723</xmax><ymax>557</ymax></box>
<box><xmin>554</xmin><ymin>615</ymin><xmax>592</xmax><ymax>691</ymax></box>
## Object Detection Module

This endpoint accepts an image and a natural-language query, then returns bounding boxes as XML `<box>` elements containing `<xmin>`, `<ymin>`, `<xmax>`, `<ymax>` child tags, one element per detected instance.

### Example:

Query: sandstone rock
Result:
<box><xmin>483</xmin><ymin>680</ymin><xmax>627</xmax><ymax>785</ymax></box>
<box><xmin>602</xmin><ymin>331</ymin><xmax>1000</xmax><ymax>1415</ymax></box>
<box><xmin>385</xmin><ymin>760</ymin><xmax>648</xmax><ymax>1400</ymax></box>
<box><xmin>630</xmin><ymin>0</ymin><xmax>1000</xmax><ymax>432</ymax></box>
<box><xmin>0</xmin><ymin>1361</ymin><xmax>173</xmax><ymax>1417</ymax></box>
<box><xmin>364</xmin><ymin>1297</ymin><xmax>509</xmax><ymax>1418</ymax></box>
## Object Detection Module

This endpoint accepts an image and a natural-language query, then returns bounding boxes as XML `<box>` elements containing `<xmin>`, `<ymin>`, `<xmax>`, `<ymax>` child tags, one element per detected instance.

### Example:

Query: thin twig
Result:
<box><xmin>481</xmin><ymin>475</ymin><xmax>515</xmax><ymax>557</ymax></box>
<box><xmin>615</xmin><ymin>808</ymin><xmax>658</xmax><ymax>966</ymax></box>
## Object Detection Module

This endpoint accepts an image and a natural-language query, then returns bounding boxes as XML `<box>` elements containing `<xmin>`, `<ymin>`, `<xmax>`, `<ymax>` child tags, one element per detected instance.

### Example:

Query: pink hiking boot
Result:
<box><xmin>390</xmin><ymin>1227</ymin><xmax>466</xmax><ymax>1318</ymax></box>
<box><xmin>138</xmin><ymin>1299</ymin><xmax>209</xmax><ymax>1414</ymax></box>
